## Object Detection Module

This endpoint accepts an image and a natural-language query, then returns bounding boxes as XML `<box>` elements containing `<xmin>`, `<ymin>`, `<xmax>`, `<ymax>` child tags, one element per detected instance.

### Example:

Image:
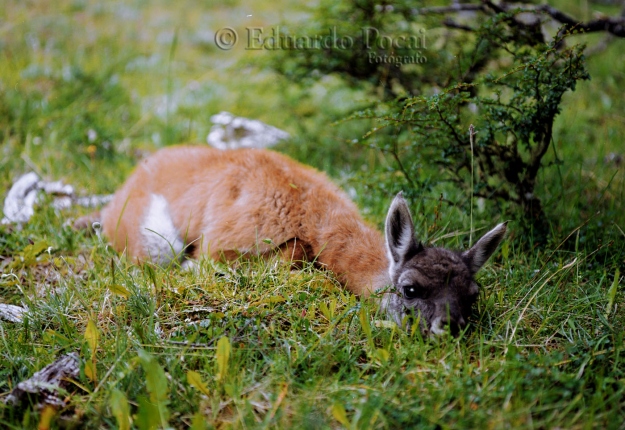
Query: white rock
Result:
<box><xmin>0</xmin><ymin>303</ymin><xmax>27</xmax><ymax>323</ymax></box>
<box><xmin>207</xmin><ymin>111</ymin><xmax>290</xmax><ymax>150</ymax></box>
<box><xmin>1</xmin><ymin>172</ymin><xmax>40</xmax><ymax>224</ymax></box>
<box><xmin>2</xmin><ymin>173</ymin><xmax>113</xmax><ymax>225</ymax></box>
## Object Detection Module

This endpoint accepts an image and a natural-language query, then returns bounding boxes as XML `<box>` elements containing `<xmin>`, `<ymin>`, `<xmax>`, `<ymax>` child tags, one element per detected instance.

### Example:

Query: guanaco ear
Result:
<box><xmin>462</xmin><ymin>222</ymin><xmax>507</xmax><ymax>274</ymax></box>
<box><xmin>385</xmin><ymin>192</ymin><xmax>422</xmax><ymax>270</ymax></box>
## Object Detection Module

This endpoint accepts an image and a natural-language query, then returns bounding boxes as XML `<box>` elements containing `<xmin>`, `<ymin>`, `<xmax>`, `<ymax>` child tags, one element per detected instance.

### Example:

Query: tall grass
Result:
<box><xmin>1</xmin><ymin>0</ymin><xmax>624</xmax><ymax>428</ymax></box>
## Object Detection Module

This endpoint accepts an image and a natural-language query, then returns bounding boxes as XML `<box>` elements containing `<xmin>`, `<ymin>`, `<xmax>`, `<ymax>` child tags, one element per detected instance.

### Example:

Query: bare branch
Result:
<box><xmin>442</xmin><ymin>17</ymin><xmax>477</xmax><ymax>32</ymax></box>
<box><xmin>414</xmin><ymin>4</ymin><xmax>485</xmax><ymax>15</ymax></box>
<box><xmin>414</xmin><ymin>1</ymin><xmax>625</xmax><ymax>38</ymax></box>
<box><xmin>536</xmin><ymin>4</ymin><xmax>625</xmax><ymax>37</ymax></box>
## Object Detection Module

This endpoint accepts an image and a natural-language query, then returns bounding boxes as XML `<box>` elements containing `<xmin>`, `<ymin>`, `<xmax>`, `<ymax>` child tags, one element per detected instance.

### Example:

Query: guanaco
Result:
<box><xmin>76</xmin><ymin>145</ymin><xmax>506</xmax><ymax>334</ymax></box>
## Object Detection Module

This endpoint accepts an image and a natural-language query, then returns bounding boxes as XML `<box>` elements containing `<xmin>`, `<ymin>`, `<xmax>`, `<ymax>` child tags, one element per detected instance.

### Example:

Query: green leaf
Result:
<box><xmin>501</xmin><ymin>240</ymin><xmax>510</xmax><ymax>261</ymax></box>
<box><xmin>319</xmin><ymin>299</ymin><xmax>337</xmax><ymax>320</ymax></box>
<box><xmin>259</xmin><ymin>296</ymin><xmax>286</xmax><ymax>306</ymax></box>
<box><xmin>319</xmin><ymin>302</ymin><xmax>331</xmax><ymax>320</ymax></box>
<box><xmin>606</xmin><ymin>268</ymin><xmax>620</xmax><ymax>317</ymax></box>
<box><xmin>190</xmin><ymin>413</ymin><xmax>209</xmax><ymax>430</ymax></box>
<box><xmin>37</xmin><ymin>404</ymin><xmax>56</xmax><ymax>430</ymax></box>
<box><xmin>137</xmin><ymin>350</ymin><xmax>170</xmax><ymax>427</ymax></box>
<box><xmin>43</xmin><ymin>329</ymin><xmax>71</xmax><ymax>346</ymax></box>
<box><xmin>109</xmin><ymin>389</ymin><xmax>131</xmax><ymax>430</ymax></box>
<box><xmin>84</xmin><ymin>319</ymin><xmax>99</xmax><ymax>383</ymax></box>
<box><xmin>216</xmin><ymin>336</ymin><xmax>231</xmax><ymax>382</ymax></box>
<box><xmin>84</xmin><ymin>360</ymin><xmax>97</xmax><ymax>383</ymax></box>
<box><xmin>24</xmin><ymin>240</ymin><xmax>50</xmax><ymax>260</ymax></box>
<box><xmin>85</xmin><ymin>319</ymin><xmax>98</xmax><ymax>354</ymax></box>
<box><xmin>135</xmin><ymin>395</ymin><xmax>161</xmax><ymax>430</ymax></box>
<box><xmin>10</xmin><ymin>239</ymin><xmax>51</xmax><ymax>269</ymax></box>
<box><xmin>138</xmin><ymin>350</ymin><xmax>169</xmax><ymax>403</ymax></box>
<box><xmin>108</xmin><ymin>283</ymin><xmax>130</xmax><ymax>298</ymax></box>
<box><xmin>359</xmin><ymin>306</ymin><xmax>373</xmax><ymax>349</ymax></box>
<box><xmin>375</xmin><ymin>348</ymin><xmax>390</xmax><ymax>364</ymax></box>
<box><xmin>331</xmin><ymin>403</ymin><xmax>350</xmax><ymax>427</ymax></box>
<box><xmin>187</xmin><ymin>370</ymin><xmax>210</xmax><ymax>396</ymax></box>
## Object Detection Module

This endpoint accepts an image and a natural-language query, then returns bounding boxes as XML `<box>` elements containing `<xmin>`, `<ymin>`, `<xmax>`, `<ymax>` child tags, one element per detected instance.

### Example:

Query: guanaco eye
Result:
<box><xmin>404</xmin><ymin>285</ymin><xmax>424</xmax><ymax>300</ymax></box>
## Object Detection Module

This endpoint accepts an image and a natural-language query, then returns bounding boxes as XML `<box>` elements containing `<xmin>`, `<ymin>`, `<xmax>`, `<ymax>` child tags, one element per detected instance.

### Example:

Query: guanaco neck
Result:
<box><xmin>311</xmin><ymin>208</ymin><xmax>391</xmax><ymax>297</ymax></box>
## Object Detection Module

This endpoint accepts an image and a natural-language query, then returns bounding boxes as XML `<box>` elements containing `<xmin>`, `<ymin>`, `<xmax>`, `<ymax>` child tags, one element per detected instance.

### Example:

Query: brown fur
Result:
<box><xmin>96</xmin><ymin>145</ymin><xmax>389</xmax><ymax>296</ymax></box>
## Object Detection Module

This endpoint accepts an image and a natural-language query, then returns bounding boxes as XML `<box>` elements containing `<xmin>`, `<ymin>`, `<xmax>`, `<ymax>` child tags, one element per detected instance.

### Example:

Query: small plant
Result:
<box><xmin>360</xmin><ymin>25</ymin><xmax>588</xmax><ymax>235</ymax></box>
<box><xmin>268</xmin><ymin>1</ymin><xmax>591</xmax><ymax>236</ymax></box>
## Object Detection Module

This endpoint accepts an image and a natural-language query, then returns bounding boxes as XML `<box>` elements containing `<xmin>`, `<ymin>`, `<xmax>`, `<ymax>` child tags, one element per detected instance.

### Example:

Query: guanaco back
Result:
<box><xmin>78</xmin><ymin>145</ymin><xmax>507</xmax><ymax>334</ymax></box>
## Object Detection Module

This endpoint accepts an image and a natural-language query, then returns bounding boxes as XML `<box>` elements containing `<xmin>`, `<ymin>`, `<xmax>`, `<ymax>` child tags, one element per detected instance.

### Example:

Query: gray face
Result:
<box><xmin>383</xmin><ymin>193</ymin><xmax>507</xmax><ymax>335</ymax></box>
<box><xmin>391</xmin><ymin>247</ymin><xmax>478</xmax><ymax>335</ymax></box>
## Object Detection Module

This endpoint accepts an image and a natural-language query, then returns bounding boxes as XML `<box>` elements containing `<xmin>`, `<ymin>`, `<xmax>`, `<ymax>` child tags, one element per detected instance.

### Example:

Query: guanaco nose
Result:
<box><xmin>432</xmin><ymin>313</ymin><xmax>466</xmax><ymax>336</ymax></box>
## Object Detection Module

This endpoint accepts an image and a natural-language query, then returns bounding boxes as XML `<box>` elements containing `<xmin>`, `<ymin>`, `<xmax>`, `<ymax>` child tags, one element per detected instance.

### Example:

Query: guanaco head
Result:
<box><xmin>383</xmin><ymin>192</ymin><xmax>507</xmax><ymax>336</ymax></box>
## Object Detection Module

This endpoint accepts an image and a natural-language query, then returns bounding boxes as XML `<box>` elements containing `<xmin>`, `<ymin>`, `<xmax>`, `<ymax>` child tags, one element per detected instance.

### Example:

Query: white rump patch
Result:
<box><xmin>141</xmin><ymin>194</ymin><xmax>184</xmax><ymax>265</ymax></box>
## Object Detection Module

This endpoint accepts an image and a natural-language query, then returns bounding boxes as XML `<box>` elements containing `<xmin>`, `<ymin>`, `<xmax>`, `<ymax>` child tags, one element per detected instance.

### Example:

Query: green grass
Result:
<box><xmin>1</xmin><ymin>0</ymin><xmax>624</xmax><ymax>428</ymax></box>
